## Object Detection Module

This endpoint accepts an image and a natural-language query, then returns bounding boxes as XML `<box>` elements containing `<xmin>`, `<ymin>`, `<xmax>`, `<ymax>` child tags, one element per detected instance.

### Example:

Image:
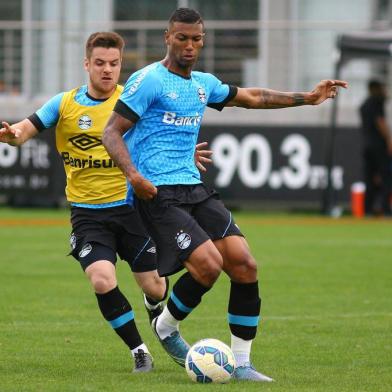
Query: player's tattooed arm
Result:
<box><xmin>227</xmin><ymin>79</ymin><xmax>348</xmax><ymax>109</ymax></box>
<box><xmin>102</xmin><ymin>112</ymin><xmax>157</xmax><ymax>200</ymax></box>
<box><xmin>227</xmin><ymin>88</ymin><xmax>310</xmax><ymax>109</ymax></box>
<box><xmin>259</xmin><ymin>90</ymin><xmax>307</xmax><ymax>108</ymax></box>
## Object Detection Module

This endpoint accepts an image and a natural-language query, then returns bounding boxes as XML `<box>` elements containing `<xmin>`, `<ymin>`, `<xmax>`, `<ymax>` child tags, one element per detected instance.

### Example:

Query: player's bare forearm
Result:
<box><xmin>228</xmin><ymin>88</ymin><xmax>311</xmax><ymax>109</ymax></box>
<box><xmin>228</xmin><ymin>80</ymin><xmax>348</xmax><ymax>109</ymax></box>
<box><xmin>102</xmin><ymin>114</ymin><xmax>137</xmax><ymax>182</ymax></box>
<box><xmin>258</xmin><ymin>89</ymin><xmax>309</xmax><ymax>109</ymax></box>
<box><xmin>102</xmin><ymin>113</ymin><xmax>157</xmax><ymax>200</ymax></box>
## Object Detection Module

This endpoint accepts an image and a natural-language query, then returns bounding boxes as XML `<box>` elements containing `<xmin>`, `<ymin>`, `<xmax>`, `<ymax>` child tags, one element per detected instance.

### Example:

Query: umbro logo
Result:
<box><xmin>69</xmin><ymin>134</ymin><xmax>102</xmax><ymax>151</ymax></box>
<box><xmin>166</xmin><ymin>92</ymin><xmax>179</xmax><ymax>100</ymax></box>
<box><xmin>146</xmin><ymin>246</ymin><xmax>156</xmax><ymax>253</ymax></box>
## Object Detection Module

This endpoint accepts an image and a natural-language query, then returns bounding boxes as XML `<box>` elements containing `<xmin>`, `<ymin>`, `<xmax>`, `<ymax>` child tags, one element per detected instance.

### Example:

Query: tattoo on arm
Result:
<box><xmin>293</xmin><ymin>93</ymin><xmax>305</xmax><ymax>106</ymax></box>
<box><xmin>259</xmin><ymin>90</ymin><xmax>307</xmax><ymax>108</ymax></box>
<box><xmin>105</xmin><ymin>133</ymin><xmax>133</xmax><ymax>174</ymax></box>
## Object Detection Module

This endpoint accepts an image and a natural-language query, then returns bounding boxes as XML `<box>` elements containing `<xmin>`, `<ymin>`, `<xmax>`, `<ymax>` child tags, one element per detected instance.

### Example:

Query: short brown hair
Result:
<box><xmin>85</xmin><ymin>32</ymin><xmax>125</xmax><ymax>58</ymax></box>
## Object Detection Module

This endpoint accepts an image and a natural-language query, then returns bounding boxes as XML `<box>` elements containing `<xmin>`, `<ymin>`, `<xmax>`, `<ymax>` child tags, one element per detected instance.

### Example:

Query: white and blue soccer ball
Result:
<box><xmin>185</xmin><ymin>338</ymin><xmax>236</xmax><ymax>383</ymax></box>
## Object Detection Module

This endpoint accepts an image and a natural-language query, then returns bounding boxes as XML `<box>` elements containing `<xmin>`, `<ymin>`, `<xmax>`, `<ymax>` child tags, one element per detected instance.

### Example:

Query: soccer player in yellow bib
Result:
<box><xmin>0</xmin><ymin>32</ymin><xmax>212</xmax><ymax>373</ymax></box>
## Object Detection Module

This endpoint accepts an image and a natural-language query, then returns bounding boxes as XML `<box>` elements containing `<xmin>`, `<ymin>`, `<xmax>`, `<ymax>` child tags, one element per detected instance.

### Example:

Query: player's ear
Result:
<box><xmin>164</xmin><ymin>29</ymin><xmax>170</xmax><ymax>44</ymax></box>
<box><xmin>83</xmin><ymin>57</ymin><xmax>89</xmax><ymax>71</ymax></box>
<box><xmin>200</xmin><ymin>32</ymin><xmax>205</xmax><ymax>47</ymax></box>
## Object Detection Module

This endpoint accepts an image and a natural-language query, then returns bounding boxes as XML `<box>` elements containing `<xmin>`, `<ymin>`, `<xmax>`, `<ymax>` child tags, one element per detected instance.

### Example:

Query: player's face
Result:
<box><xmin>84</xmin><ymin>47</ymin><xmax>122</xmax><ymax>98</ymax></box>
<box><xmin>165</xmin><ymin>22</ymin><xmax>204</xmax><ymax>69</ymax></box>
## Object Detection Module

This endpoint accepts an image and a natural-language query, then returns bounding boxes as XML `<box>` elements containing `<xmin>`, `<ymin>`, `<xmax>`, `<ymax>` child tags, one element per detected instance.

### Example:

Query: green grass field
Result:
<box><xmin>0</xmin><ymin>208</ymin><xmax>391</xmax><ymax>391</ymax></box>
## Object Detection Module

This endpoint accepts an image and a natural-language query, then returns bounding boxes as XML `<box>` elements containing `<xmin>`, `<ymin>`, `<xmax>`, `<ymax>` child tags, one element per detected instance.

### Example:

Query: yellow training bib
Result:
<box><xmin>56</xmin><ymin>85</ymin><xmax>127</xmax><ymax>204</ymax></box>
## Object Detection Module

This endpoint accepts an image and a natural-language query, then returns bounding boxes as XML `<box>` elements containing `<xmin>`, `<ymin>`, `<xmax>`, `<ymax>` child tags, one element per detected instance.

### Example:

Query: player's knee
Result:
<box><xmin>188</xmin><ymin>243</ymin><xmax>223</xmax><ymax>286</ymax></box>
<box><xmin>206</xmin><ymin>262</ymin><xmax>222</xmax><ymax>285</ymax></box>
<box><xmin>228</xmin><ymin>253</ymin><xmax>258</xmax><ymax>281</ymax></box>
<box><xmin>89</xmin><ymin>273</ymin><xmax>117</xmax><ymax>294</ymax></box>
<box><xmin>247</xmin><ymin>260</ymin><xmax>258</xmax><ymax>281</ymax></box>
<box><xmin>198</xmin><ymin>254</ymin><xmax>223</xmax><ymax>286</ymax></box>
<box><xmin>243</xmin><ymin>253</ymin><xmax>258</xmax><ymax>275</ymax></box>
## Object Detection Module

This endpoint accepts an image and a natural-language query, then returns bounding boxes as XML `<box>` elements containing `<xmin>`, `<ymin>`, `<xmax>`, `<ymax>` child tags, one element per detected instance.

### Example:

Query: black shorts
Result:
<box><xmin>135</xmin><ymin>184</ymin><xmax>243</xmax><ymax>276</ymax></box>
<box><xmin>69</xmin><ymin>205</ymin><xmax>157</xmax><ymax>272</ymax></box>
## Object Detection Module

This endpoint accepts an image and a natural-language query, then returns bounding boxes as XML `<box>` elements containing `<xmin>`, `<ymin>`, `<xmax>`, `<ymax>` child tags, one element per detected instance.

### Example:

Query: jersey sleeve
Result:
<box><xmin>205</xmin><ymin>74</ymin><xmax>238</xmax><ymax>111</ymax></box>
<box><xmin>115</xmin><ymin>68</ymin><xmax>161</xmax><ymax>122</ymax></box>
<box><xmin>28</xmin><ymin>92</ymin><xmax>64</xmax><ymax>132</ymax></box>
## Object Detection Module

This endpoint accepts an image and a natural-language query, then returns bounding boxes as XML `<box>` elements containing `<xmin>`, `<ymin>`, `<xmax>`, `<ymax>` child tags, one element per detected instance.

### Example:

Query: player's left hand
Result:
<box><xmin>310</xmin><ymin>80</ymin><xmax>348</xmax><ymax>105</ymax></box>
<box><xmin>195</xmin><ymin>141</ymin><xmax>213</xmax><ymax>172</ymax></box>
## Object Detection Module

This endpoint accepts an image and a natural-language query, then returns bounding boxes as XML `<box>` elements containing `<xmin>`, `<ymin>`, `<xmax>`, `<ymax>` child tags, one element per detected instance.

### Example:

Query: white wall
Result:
<box><xmin>36</xmin><ymin>0</ymin><xmax>113</xmax><ymax>95</ymax></box>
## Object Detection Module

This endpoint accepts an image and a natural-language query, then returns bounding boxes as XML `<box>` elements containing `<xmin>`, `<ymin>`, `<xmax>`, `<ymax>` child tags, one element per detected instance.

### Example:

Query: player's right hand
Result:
<box><xmin>309</xmin><ymin>80</ymin><xmax>348</xmax><ymax>105</ymax></box>
<box><xmin>0</xmin><ymin>121</ymin><xmax>21</xmax><ymax>144</ymax></box>
<box><xmin>130</xmin><ymin>173</ymin><xmax>157</xmax><ymax>200</ymax></box>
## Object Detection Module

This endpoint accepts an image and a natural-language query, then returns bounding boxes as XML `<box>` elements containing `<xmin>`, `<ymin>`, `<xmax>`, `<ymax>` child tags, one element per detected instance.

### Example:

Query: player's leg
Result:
<box><xmin>193</xmin><ymin>193</ymin><xmax>273</xmax><ymax>381</ymax></box>
<box><xmin>115</xmin><ymin>207</ymin><xmax>169</xmax><ymax>323</ymax></box>
<box><xmin>157</xmin><ymin>238</ymin><xmax>222</xmax><ymax>335</ymax></box>
<box><xmin>70</xmin><ymin>207</ymin><xmax>153</xmax><ymax>372</ymax></box>
<box><xmin>214</xmin><ymin>236</ymin><xmax>273</xmax><ymax>382</ymax></box>
<box><xmin>133</xmin><ymin>270</ymin><xmax>167</xmax><ymax>301</ymax></box>
<box><xmin>152</xmin><ymin>239</ymin><xmax>222</xmax><ymax>367</ymax></box>
<box><xmin>78</xmin><ymin>248</ymin><xmax>153</xmax><ymax>372</ymax></box>
<box><xmin>136</xmin><ymin>191</ymin><xmax>223</xmax><ymax>366</ymax></box>
<box><xmin>133</xmin><ymin>271</ymin><xmax>169</xmax><ymax>323</ymax></box>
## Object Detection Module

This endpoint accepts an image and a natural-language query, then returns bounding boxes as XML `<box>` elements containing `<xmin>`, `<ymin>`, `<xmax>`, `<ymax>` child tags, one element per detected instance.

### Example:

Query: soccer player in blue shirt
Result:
<box><xmin>102</xmin><ymin>8</ymin><xmax>348</xmax><ymax>381</ymax></box>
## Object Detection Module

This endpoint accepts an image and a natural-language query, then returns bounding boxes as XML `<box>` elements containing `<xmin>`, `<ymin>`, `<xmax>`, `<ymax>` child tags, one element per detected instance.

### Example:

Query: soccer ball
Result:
<box><xmin>185</xmin><ymin>338</ymin><xmax>236</xmax><ymax>383</ymax></box>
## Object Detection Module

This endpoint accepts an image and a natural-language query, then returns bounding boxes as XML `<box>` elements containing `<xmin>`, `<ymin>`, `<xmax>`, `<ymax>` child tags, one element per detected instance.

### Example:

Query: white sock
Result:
<box><xmin>143</xmin><ymin>294</ymin><xmax>162</xmax><ymax>310</ymax></box>
<box><xmin>156</xmin><ymin>306</ymin><xmax>179</xmax><ymax>339</ymax></box>
<box><xmin>131</xmin><ymin>343</ymin><xmax>149</xmax><ymax>356</ymax></box>
<box><xmin>231</xmin><ymin>334</ymin><xmax>252</xmax><ymax>367</ymax></box>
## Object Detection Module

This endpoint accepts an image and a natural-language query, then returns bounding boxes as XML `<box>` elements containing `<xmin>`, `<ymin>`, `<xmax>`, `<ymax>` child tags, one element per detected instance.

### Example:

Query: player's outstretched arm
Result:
<box><xmin>227</xmin><ymin>79</ymin><xmax>348</xmax><ymax>109</ymax></box>
<box><xmin>0</xmin><ymin>119</ymin><xmax>38</xmax><ymax>146</ymax></box>
<box><xmin>102</xmin><ymin>112</ymin><xmax>157</xmax><ymax>200</ymax></box>
<box><xmin>195</xmin><ymin>142</ymin><xmax>213</xmax><ymax>172</ymax></box>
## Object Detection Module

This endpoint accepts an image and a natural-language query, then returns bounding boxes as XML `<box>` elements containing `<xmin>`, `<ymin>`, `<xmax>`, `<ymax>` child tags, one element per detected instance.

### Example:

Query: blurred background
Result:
<box><xmin>0</xmin><ymin>0</ymin><xmax>391</xmax><ymax>213</ymax></box>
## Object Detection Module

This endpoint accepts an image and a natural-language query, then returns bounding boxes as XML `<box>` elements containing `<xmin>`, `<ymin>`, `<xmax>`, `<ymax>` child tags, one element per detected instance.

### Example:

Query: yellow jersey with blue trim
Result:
<box><xmin>55</xmin><ymin>85</ymin><xmax>126</xmax><ymax>204</ymax></box>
